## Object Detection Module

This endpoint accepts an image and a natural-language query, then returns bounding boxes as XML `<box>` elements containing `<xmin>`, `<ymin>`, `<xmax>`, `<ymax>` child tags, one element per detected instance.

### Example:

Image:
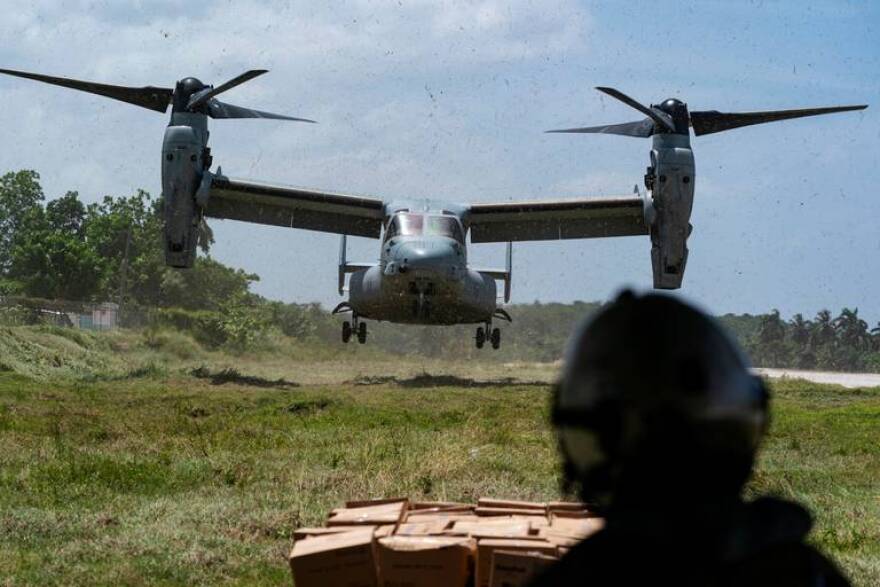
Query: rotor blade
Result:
<box><xmin>690</xmin><ymin>104</ymin><xmax>868</xmax><ymax>136</ymax></box>
<box><xmin>595</xmin><ymin>86</ymin><xmax>674</xmax><ymax>131</ymax></box>
<box><xmin>546</xmin><ymin>118</ymin><xmax>655</xmax><ymax>138</ymax></box>
<box><xmin>187</xmin><ymin>69</ymin><xmax>268</xmax><ymax>110</ymax></box>
<box><xmin>0</xmin><ymin>67</ymin><xmax>172</xmax><ymax>113</ymax></box>
<box><xmin>207</xmin><ymin>99</ymin><xmax>316</xmax><ymax>122</ymax></box>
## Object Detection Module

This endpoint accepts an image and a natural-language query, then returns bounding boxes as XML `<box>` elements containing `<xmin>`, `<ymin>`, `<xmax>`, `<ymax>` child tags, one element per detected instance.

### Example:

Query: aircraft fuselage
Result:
<box><xmin>345</xmin><ymin>207</ymin><xmax>501</xmax><ymax>325</ymax></box>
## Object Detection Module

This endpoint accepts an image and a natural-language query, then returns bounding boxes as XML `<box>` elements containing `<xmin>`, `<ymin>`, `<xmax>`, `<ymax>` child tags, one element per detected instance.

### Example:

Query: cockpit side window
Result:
<box><xmin>385</xmin><ymin>216</ymin><xmax>400</xmax><ymax>240</ymax></box>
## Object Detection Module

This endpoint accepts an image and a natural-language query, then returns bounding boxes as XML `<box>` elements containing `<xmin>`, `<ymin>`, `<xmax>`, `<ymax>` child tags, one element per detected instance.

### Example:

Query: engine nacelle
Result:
<box><xmin>161</xmin><ymin>116</ymin><xmax>210</xmax><ymax>268</ymax></box>
<box><xmin>647</xmin><ymin>134</ymin><xmax>695</xmax><ymax>289</ymax></box>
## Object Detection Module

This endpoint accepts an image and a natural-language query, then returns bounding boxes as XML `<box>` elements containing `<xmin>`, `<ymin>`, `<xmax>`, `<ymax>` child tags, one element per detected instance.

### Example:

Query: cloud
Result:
<box><xmin>1</xmin><ymin>1</ymin><xmax>590</xmax><ymax>79</ymax></box>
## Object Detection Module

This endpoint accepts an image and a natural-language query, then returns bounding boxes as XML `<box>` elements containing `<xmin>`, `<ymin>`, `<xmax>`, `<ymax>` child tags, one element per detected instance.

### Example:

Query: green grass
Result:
<box><xmin>0</xmin><ymin>338</ymin><xmax>877</xmax><ymax>585</ymax></box>
<box><xmin>749</xmin><ymin>381</ymin><xmax>880</xmax><ymax>583</ymax></box>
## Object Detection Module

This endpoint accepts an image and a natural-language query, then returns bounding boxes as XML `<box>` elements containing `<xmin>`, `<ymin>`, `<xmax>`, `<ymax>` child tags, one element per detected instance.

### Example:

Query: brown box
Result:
<box><xmin>294</xmin><ymin>526</ymin><xmax>378</xmax><ymax>541</ymax></box>
<box><xmin>395</xmin><ymin>520</ymin><xmax>451</xmax><ymax>536</ymax></box>
<box><xmin>328</xmin><ymin>501</ymin><xmax>408</xmax><ymax>527</ymax></box>
<box><xmin>411</xmin><ymin>501</ymin><xmax>473</xmax><ymax>511</ymax></box>
<box><xmin>477</xmin><ymin>498</ymin><xmax>547</xmax><ymax>512</ymax></box>
<box><xmin>540</xmin><ymin>533</ymin><xmax>580</xmax><ymax>549</ymax></box>
<box><xmin>546</xmin><ymin>517</ymin><xmax>604</xmax><ymax>539</ymax></box>
<box><xmin>546</xmin><ymin>500</ymin><xmax>588</xmax><ymax>512</ymax></box>
<box><xmin>375</xmin><ymin>525</ymin><xmax>395</xmax><ymax>538</ymax></box>
<box><xmin>289</xmin><ymin>529</ymin><xmax>377</xmax><ymax>587</ymax></box>
<box><xmin>489</xmin><ymin>549</ymin><xmax>558</xmax><ymax>587</ymax></box>
<box><xmin>476</xmin><ymin>539</ymin><xmax>557</xmax><ymax>587</ymax></box>
<box><xmin>376</xmin><ymin>535</ymin><xmax>476</xmax><ymax>587</ymax></box>
<box><xmin>447</xmin><ymin>519</ymin><xmax>534</xmax><ymax>539</ymax></box>
<box><xmin>549</xmin><ymin>509</ymin><xmax>593</xmax><ymax>519</ymax></box>
<box><xmin>476</xmin><ymin>507</ymin><xmax>549</xmax><ymax>518</ymax></box>
<box><xmin>404</xmin><ymin>512</ymin><xmax>480</xmax><ymax>525</ymax></box>
<box><xmin>346</xmin><ymin>497</ymin><xmax>408</xmax><ymax>509</ymax></box>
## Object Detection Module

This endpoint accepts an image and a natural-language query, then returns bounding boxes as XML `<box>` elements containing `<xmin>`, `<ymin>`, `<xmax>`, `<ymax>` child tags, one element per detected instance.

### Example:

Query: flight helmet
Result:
<box><xmin>553</xmin><ymin>291</ymin><xmax>769</xmax><ymax>509</ymax></box>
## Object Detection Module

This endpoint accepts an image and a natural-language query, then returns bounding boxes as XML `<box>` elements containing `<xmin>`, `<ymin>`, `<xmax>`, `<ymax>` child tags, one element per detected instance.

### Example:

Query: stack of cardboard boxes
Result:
<box><xmin>289</xmin><ymin>497</ymin><xmax>603</xmax><ymax>586</ymax></box>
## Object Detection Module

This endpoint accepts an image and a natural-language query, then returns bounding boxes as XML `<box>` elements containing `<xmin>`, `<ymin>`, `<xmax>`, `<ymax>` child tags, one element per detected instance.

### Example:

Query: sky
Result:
<box><xmin>0</xmin><ymin>0</ymin><xmax>877</xmax><ymax>321</ymax></box>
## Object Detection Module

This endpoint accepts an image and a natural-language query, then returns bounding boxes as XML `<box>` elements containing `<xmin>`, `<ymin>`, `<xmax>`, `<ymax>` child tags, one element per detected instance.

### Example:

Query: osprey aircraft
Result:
<box><xmin>0</xmin><ymin>68</ymin><xmax>866</xmax><ymax>348</ymax></box>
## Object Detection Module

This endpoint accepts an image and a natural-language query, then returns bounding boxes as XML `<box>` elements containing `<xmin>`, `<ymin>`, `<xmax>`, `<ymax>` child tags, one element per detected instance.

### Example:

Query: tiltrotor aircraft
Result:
<box><xmin>0</xmin><ymin>68</ymin><xmax>866</xmax><ymax>348</ymax></box>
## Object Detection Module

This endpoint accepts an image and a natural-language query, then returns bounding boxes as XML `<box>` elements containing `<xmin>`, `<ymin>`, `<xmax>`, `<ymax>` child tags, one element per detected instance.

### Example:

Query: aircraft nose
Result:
<box><xmin>395</xmin><ymin>241</ymin><xmax>458</xmax><ymax>274</ymax></box>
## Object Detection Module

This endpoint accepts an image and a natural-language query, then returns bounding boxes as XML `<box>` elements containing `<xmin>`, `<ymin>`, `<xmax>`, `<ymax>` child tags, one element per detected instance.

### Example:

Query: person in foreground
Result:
<box><xmin>530</xmin><ymin>291</ymin><xmax>849</xmax><ymax>586</ymax></box>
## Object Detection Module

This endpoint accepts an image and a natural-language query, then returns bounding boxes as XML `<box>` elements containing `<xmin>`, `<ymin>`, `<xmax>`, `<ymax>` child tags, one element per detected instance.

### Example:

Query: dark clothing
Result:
<box><xmin>528</xmin><ymin>497</ymin><xmax>849</xmax><ymax>586</ymax></box>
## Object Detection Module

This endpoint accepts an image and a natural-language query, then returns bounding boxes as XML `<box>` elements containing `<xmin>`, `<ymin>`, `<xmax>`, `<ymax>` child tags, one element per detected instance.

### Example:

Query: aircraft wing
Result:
<box><xmin>466</xmin><ymin>195</ymin><xmax>648</xmax><ymax>243</ymax></box>
<box><xmin>205</xmin><ymin>176</ymin><xmax>385</xmax><ymax>238</ymax></box>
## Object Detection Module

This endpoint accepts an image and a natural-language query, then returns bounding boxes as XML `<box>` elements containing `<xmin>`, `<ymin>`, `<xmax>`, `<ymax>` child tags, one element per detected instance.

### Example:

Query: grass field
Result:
<box><xmin>0</xmin><ymin>326</ymin><xmax>878</xmax><ymax>585</ymax></box>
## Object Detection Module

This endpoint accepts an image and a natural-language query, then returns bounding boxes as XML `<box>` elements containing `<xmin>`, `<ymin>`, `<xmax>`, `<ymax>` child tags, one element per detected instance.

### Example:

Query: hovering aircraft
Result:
<box><xmin>0</xmin><ymin>68</ymin><xmax>867</xmax><ymax>348</ymax></box>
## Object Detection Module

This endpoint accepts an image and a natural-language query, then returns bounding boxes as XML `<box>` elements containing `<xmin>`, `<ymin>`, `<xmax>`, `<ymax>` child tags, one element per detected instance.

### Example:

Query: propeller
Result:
<box><xmin>0</xmin><ymin>67</ymin><xmax>315</xmax><ymax>123</ymax></box>
<box><xmin>548</xmin><ymin>86</ymin><xmax>867</xmax><ymax>138</ymax></box>
<box><xmin>688</xmin><ymin>105</ymin><xmax>866</xmax><ymax>136</ymax></box>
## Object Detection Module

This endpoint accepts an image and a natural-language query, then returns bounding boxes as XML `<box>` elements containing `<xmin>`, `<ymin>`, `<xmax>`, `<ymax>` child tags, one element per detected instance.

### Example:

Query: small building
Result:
<box><xmin>73</xmin><ymin>302</ymin><xmax>119</xmax><ymax>331</ymax></box>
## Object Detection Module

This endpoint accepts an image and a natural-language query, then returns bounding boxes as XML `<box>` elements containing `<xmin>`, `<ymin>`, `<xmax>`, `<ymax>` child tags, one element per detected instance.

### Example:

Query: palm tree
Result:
<box><xmin>870</xmin><ymin>322</ymin><xmax>880</xmax><ymax>352</ymax></box>
<box><xmin>811</xmin><ymin>310</ymin><xmax>835</xmax><ymax>348</ymax></box>
<box><xmin>756</xmin><ymin>309</ymin><xmax>788</xmax><ymax>367</ymax></box>
<box><xmin>834</xmin><ymin>308</ymin><xmax>870</xmax><ymax>350</ymax></box>
<box><xmin>831</xmin><ymin>308</ymin><xmax>871</xmax><ymax>370</ymax></box>
<box><xmin>790</xmin><ymin>313</ymin><xmax>815</xmax><ymax>369</ymax></box>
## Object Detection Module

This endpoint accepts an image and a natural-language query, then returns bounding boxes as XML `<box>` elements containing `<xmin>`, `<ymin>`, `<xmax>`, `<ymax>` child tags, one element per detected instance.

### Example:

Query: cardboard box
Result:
<box><xmin>549</xmin><ymin>509</ymin><xmax>593</xmax><ymax>519</ymax></box>
<box><xmin>289</xmin><ymin>529</ymin><xmax>377</xmax><ymax>587</ymax></box>
<box><xmin>476</xmin><ymin>539</ymin><xmax>557</xmax><ymax>587</ymax></box>
<box><xmin>411</xmin><ymin>501</ymin><xmax>473</xmax><ymax>511</ymax></box>
<box><xmin>546</xmin><ymin>500</ymin><xmax>588</xmax><ymax>512</ymax></box>
<box><xmin>377</xmin><ymin>535</ymin><xmax>476</xmax><ymax>587</ymax></box>
<box><xmin>328</xmin><ymin>501</ymin><xmax>408</xmax><ymax>527</ymax></box>
<box><xmin>540</xmin><ymin>533</ymin><xmax>580</xmax><ymax>549</ymax></box>
<box><xmin>375</xmin><ymin>525</ymin><xmax>395</xmax><ymax>538</ymax></box>
<box><xmin>476</xmin><ymin>507</ymin><xmax>549</xmax><ymax>518</ymax></box>
<box><xmin>489</xmin><ymin>549</ymin><xmax>558</xmax><ymax>587</ymax></box>
<box><xmin>395</xmin><ymin>520</ymin><xmax>451</xmax><ymax>536</ymax></box>
<box><xmin>408</xmin><ymin>505</ymin><xmax>475</xmax><ymax>516</ymax></box>
<box><xmin>546</xmin><ymin>517</ymin><xmax>604</xmax><ymax>539</ymax></box>
<box><xmin>477</xmin><ymin>498</ymin><xmax>547</xmax><ymax>512</ymax></box>
<box><xmin>447</xmin><ymin>519</ymin><xmax>534</xmax><ymax>539</ymax></box>
<box><xmin>346</xmin><ymin>497</ymin><xmax>408</xmax><ymax>509</ymax></box>
<box><xmin>404</xmin><ymin>512</ymin><xmax>480</xmax><ymax>525</ymax></box>
<box><xmin>294</xmin><ymin>526</ymin><xmax>378</xmax><ymax>541</ymax></box>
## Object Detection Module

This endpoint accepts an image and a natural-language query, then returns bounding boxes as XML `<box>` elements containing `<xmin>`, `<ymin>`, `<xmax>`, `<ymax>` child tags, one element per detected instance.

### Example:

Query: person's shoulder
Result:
<box><xmin>725</xmin><ymin>540</ymin><xmax>851</xmax><ymax>586</ymax></box>
<box><xmin>526</xmin><ymin>539</ymin><xmax>595</xmax><ymax>586</ymax></box>
<box><xmin>526</xmin><ymin>531</ymin><xmax>654</xmax><ymax>586</ymax></box>
<box><xmin>727</xmin><ymin>497</ymin><xmax>851</xmax><ymax>586</ymax></box>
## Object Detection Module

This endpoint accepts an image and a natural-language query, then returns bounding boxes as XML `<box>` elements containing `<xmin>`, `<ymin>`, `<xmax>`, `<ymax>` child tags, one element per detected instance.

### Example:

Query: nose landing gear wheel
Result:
<box><xmin>357</xmin><ymin>321</ymin><xmax>367</xmax><ymax>344</ymax></box>
<box><xmin>490</xmin><ymin>327</ymin><xmax>501</xmax><ymax>350</ymax></box>
<box><xmin>475</xmin><ymin>327</ymin><xmax>486</xmax><ymax>349</ymax></box>
<box><xmin>342</xmin><ymin>321</ymin><xmax>352</xmax><ymax>343</ymax></box>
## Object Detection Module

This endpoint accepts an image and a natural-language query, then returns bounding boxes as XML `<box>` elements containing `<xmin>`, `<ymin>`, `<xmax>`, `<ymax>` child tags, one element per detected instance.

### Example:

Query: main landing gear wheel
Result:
<box><xmin>357</xmin><ymin>322</ymin><xmax>367</xmax><ymax>344</ymax></box>
<box><xmin>491</xmin><ymin>327</ymin><xmax>501</xmax><ymax>350</ymax></box>
<box><xmin>342</xmin><ymin>321</ymin><xmax>352</xmax><ymax>343</ymax></box>
<box><xmin>475</xmin><ymin>327</ymin><xmax>486</xmax><ymax>349</ymax></box>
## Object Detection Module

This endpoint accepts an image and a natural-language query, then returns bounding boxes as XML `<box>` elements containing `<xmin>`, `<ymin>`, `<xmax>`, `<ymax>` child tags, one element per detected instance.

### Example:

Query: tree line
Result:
<box><xmin>2</xmin><ymin>170</ymin><xmax>879</xmax><ymax>370</ymax></box>
<box><xmin>729</xmin><ymin>309</ymin><xmax>880</xmax><ymax>372</ymax></box>
<box><xmin>0</xmin><ymin>170</ymin><xmax>258</xmax><ymax>308</ymax></box>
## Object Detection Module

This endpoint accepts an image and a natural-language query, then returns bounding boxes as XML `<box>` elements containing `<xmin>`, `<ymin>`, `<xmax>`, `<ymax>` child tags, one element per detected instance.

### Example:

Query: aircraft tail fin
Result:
<box><xmin>476</xmin><ymin>242</ymin><xmax>513</xmax><ymax>303</ymax></box>
<box><xmin>338</xmin><ymin>235</ymin><xmax>375</xmax><ymax>295</ymax></box>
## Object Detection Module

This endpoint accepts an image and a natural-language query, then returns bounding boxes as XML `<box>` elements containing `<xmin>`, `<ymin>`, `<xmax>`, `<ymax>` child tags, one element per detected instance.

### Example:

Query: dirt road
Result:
<box><xmin>754</xmin><ymin>368</ymin><xmax>880</xmax><ymax>389</ymax></box>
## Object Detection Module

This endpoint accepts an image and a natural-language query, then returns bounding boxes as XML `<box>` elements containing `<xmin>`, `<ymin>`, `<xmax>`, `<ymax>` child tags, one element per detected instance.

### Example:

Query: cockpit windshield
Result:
<box><xmin>385</xmin><ymin>213</ymin><xmax>464</xmax><ymax>242</ymax></box>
